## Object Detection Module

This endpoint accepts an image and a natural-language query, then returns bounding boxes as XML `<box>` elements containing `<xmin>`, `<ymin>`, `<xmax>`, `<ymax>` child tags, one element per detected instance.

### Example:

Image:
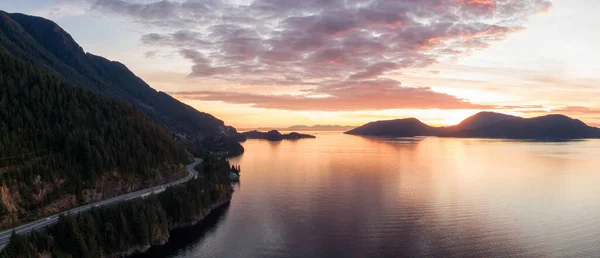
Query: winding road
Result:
<box><xmin>0</xmin><ymin>158</ymin><xmax>202</xmax><ymax>248</ymax></box>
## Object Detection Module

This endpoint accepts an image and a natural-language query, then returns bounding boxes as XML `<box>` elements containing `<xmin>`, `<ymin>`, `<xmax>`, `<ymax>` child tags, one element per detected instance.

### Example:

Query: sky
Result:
<box><xmin>3</xmin><ymin>0</ymin><xmax>600</xmax><ymax>128</ymax></box>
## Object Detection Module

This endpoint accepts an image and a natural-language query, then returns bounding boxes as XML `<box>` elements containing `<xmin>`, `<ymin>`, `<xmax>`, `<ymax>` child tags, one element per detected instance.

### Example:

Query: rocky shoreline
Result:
<box><xmin>116</xmin><ymin>187</ymin><xmax>234</xmax><ymax>258</ymax></box>
<box><xmin>170</xmin><ymin>196</ymin><xmax>233</xmax><ymax>230</ymax></box>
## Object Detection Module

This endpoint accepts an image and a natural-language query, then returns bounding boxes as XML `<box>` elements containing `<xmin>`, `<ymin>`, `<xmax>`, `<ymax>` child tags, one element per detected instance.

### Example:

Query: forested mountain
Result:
<box><xmin>0</xmin><ymin>48</ymin><xmax>190</xmax><ymax>230</ymax></box>
<box><xmin>449</xmin><ymin>114</ymin><xmax>600</xmax><ymax>139</ymax></box>
<box><xmin>448</xmin><ymin>112</ymin><xmax>520</xmax><ymax>131</ymax></box>
<box><xmin>0</xmin><ymin>11</ymin><xmax>243</xmax><ymax>156</ymax></box>
<box><xmin>345</xmin><ymin>118</ymin><xmax>440</xmax><ymax>137</ymax></box>
<box><xmin>346</xmin><ymin>112</ymin><xmax>600</xmax><ymax>139</ymax></box>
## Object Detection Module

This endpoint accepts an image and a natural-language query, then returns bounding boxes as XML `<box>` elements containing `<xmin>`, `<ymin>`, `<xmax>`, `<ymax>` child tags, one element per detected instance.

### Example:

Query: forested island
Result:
<box><xmin>346</xmin><ymin>112</ymin><xmax>600</xmax><ymax>139</ymax></box>
<box><xmin>242</xmin><ymin>130</ymin><xmax>316</xmax><ymax>141</ymax></box>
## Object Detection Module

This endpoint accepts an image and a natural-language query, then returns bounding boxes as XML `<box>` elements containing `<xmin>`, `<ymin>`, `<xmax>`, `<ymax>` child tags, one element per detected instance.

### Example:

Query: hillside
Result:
<box><xmin>450</xmin><ymin>114</ymin><xmax>600</xmax><ymax>139</ymax></box>
<box><xmin>346</xmin><ymin>112</ymin><xmax>600</xmax><ymax>139</ymax></box>
<box><xmin>0</xmin><ymin>154</ymin><xmax>234</xmax><ymax>258</ymax></box>
<box><xmin>345</xmin><ymin>118</ymin><xmax>439</xmax><ymax>137</ymax></box>
<box><xmin>0</xmin><ymin>49</ymin><xmax>190</xmax><ymax>230</ymax></box>
<box><xmin>0</xmin><ymin>11</ymin><xmax>243</xmax><ymax>156</ymax></box>
<box><xmin>449</xmin><ymin>112</ymin><xmax>520</xmax><ymax>131</ymax></box>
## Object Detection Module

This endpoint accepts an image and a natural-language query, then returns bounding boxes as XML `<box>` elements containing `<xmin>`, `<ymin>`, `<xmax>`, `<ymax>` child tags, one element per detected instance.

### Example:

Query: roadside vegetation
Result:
<box><xmin>0</xmin><ymin>153</ymin><xmax>234</xmax><ymax>258</ymax></box>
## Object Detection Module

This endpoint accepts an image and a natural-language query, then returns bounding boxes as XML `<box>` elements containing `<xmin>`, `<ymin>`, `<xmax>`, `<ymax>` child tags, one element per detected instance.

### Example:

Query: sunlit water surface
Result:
<box><xmin>137</xmin><ymin>132</ymin><xmax>600</xmax><ymax>257</ymax></box>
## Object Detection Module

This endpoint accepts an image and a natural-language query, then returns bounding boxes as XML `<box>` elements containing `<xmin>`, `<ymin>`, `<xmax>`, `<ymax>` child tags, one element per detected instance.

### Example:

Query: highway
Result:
<box><xmin>0</xmin><ymin>158</ymin><xmax>202</xmax><ymax>248</ymax></box>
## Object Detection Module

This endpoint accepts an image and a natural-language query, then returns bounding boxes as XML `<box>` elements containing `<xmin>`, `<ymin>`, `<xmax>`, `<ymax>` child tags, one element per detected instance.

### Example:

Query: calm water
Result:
<box><xmin>139</xmin><ymin>132</ymin><xmax>600</xmax><ymax>257</ymax></box>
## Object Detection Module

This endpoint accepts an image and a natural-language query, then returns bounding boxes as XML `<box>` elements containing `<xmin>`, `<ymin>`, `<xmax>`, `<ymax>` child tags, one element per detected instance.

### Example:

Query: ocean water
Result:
<box><xmin>137</xmin><ymin>132</ymin><xmax>600</xmax><ymax>257</ymax></box>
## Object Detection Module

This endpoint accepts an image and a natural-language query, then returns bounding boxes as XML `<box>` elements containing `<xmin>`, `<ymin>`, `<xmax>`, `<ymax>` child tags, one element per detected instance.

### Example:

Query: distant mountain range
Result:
<box><xmin>245</xmin><ymin>125</ymin><xmax>356</xmax><ymax>131</ymax></box>
<box><xmin>242</xmin><ymin>130</ymin><xmax>316</xmax><ymax>141</ymax></box>
<box><xmin>346</xmin><ymin>112</ymin><xmax>600</xmax><ymax>139</ymax></box>
<box><xmin>0</xmin><ymin>11</ymin><xmax>243</xmax><ymax>155</ymax></box>
<box><xmin>287</xmin><ymin>125</ymin><xmax>357</xmax><ymax>131</ymax></box>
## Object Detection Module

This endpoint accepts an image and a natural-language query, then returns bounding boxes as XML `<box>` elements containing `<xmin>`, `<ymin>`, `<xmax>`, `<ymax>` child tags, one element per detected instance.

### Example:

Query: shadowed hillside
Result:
<box><xmin>346</xmin><ymin>112</ymin><xmax>600</xmax><ymax>139</ymax></box>
<box><xmin>345</xmin><ymin>118</ymin><xmax>441</xmax><ymax>137</ymax></box>
<box><xmin>0</xmin><ymin>11</ymin><xmax>243</xmax><ymax>156</ymax></box>
<box><xmin>0</xmin><ymin>48</ymin><xmax>190</xmax><ymax>230</ymax></box>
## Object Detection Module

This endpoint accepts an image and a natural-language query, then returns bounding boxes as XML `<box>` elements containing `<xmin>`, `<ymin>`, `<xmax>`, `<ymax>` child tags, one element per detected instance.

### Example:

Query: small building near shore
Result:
<box><xmin>229</xmin><ymin>172</ymin><xmax>240</xmax><ymax>181</ymax></box>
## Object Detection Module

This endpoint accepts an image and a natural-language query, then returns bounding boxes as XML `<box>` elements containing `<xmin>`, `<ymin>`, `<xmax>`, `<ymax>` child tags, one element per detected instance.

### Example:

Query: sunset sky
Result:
<box><xmin>3</xmin><ymin>0</ymin><xmax>600</xmax><ymax>128</ymax></box>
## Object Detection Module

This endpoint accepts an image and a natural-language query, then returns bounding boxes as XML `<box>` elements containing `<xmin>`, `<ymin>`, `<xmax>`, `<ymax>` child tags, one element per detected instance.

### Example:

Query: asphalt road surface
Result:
<box><xmin>0</xmin><ymin>158</ymin><xmax>202</xmax><ymax>248</ymax></box>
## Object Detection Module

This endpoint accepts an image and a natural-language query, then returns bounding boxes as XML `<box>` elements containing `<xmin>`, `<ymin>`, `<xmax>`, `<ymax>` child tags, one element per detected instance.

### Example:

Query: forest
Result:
<box><xmin>0</xmin><ymin>11</ymin><xmax>244</xmax><ymax>156</ymax></box>
<box><xmin>0</xmin><ymin>48</ymin><xmax>190</xmax><ymax>229</ymax></box>
<box><xmin>0</xmin><ymin>152</ymin><xmax>234</xmax><ymax>258</ymax></box>
<box><xmin>0</xmin><ymin>11</ymin><xmax>240</xmax><ymax>257</ymax></box>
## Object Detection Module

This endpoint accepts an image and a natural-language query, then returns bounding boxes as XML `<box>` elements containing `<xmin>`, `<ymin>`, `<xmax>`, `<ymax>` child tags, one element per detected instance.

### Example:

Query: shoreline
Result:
<box><xmin>118</xmin><ymin>187</ymin><xmax>234</xmax><ymax>258</ymax></box>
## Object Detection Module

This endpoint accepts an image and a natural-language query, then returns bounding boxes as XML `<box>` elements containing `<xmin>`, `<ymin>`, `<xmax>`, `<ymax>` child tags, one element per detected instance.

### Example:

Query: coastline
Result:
<box><xmin>117</xmin><ymin>186</ymin><xmax>234</xmax><ymax>258</ymax></box>
<box><xmin>169</xmin><ymin>195</ymin><xmax>233</xmax><ymax>230</ymax></box>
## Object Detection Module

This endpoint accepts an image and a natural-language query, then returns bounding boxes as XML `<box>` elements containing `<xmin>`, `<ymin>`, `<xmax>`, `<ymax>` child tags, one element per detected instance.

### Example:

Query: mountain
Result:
<box><xmin>0</xmin><ymin>11</ymin><xmax>243</xmax><ymax>156</ymax></box>
<box><xmin>449</xmin><ymin>111</ymin><xmax>520</xmax><ymax>131</ymax></box>
<box><xmin>450</xmin><ymin>114</ymin><xmax>600</xmax><ymax>139</ymax></box>
<box><xmin>0</xmin><ymin>48</ymin><xmax>190</xmax><ymax>229</ymax></box>
<box><xmin>346</xmin><ymin>112</ymin><xmax>600</xmax><ymax>139</ymax></box>
<box><xmin>345</xmin><ymin>118</ymin><xmax>439</xmax><ymax>137</ymax></box>
<box><xmin>287</xmin><ymin>125</ymin><xmax>357</xmax><ymax>131</ymax></box>
<box><xmin>242</xmin><ymin>130</ymin><xmax>316</xmax><ymax>141</ymax></box>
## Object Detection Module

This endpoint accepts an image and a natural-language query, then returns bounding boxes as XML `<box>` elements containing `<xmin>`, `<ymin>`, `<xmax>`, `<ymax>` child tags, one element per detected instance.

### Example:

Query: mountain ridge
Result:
<box><xmin>346</xmin><ymin>112</ymin><xmax>600</xmax><ymax>139</ymax></box>
<box><xmin>0</xmin><ymin>48</ymin><xmax>190</xmax><ymax>230</ymax></box>
<box><xmin>0</xmin><ymin>11</ymin><xmax>243</xmax><ymax>156</ymax></box>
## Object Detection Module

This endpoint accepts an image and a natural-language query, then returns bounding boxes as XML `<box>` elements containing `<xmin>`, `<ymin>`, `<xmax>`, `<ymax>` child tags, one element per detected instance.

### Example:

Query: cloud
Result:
<box><xmin>86</xmin><ymin>0</ymin><xmax>552</xmax><ymax>111</ymax></box>
<box><xmin>167</xmin><ymin>79</ymin><xmax>494</xmax><ymax>111</ymax></box>
<box><xmin>551</xmin><ymin>106</ymin><xmax>600</xmax><ymax>115</ymax></box>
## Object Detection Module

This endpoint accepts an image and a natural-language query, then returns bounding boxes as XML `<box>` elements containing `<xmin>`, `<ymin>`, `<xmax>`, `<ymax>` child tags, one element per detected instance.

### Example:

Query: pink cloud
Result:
<box><xmin>167</xmin><ymin>79</ymin><xmax>493</xmax><ymax>111</ymax></box>
<box><xmin>92</xmin><ymin>0</ymin><xmax>552</xmax><ymax>111</ymax></box>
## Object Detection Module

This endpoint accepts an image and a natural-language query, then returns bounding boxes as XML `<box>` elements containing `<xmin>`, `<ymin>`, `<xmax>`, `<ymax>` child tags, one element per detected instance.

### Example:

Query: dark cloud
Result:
<box><xmin>90</xmin><ymin>0</ymin><xmax>552</xmax><ymax>111</ymax></box>
<box><xmin>141</xmin><ymin>30</ymin><xmax>212</xmax><ymax>47</ymax></box>
<box><xmin>179</xmin><ymin>49</ymin><xmax>232</xmax><ymax>77</ymax></box>
<box><xmin>143</xmin><ymin>50</ymin><xmax>157</xmax><ymax>59</ymax></box>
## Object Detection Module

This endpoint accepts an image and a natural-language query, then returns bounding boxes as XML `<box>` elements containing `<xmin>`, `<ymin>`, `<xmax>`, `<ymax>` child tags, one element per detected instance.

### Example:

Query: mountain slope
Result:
<box><xmin>0</xmin><ymin>49</ymin><xmax>190</xmax><ymax>230</ymax></box>
<box><xmin>346</xmin><ymin>112</ymin><xmax>600</xmax><ymax>139</ymax></box>
<box><xmin>345</xmin><ymin>118</ymin><xmax>439</xmax><ymax>137</ymax></box>
<box><xmin>451</xmin><ymin>114</ymin><xmax>600</xmax><ymax>139</ymax></box>
<box><xmin>0</xmin><ymin>11</ymin><xmax>242</xmax><ymax>155</ymax></box>
<box><xmin>450</xmin><ymin>111</ymin><xmax>521</xmax><ymax>131</ymax></box>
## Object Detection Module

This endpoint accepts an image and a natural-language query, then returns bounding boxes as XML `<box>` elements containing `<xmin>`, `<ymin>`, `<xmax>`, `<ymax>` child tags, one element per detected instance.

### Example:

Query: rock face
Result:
<box><xmin>242</xmin><ymin>130</ymin><xmax>316</xmax><ymax>141</ymax></box>
<box><xmin>346</xmin><ymin>112</ymin><xmax>600</xmax><ymax>139</ymax></box>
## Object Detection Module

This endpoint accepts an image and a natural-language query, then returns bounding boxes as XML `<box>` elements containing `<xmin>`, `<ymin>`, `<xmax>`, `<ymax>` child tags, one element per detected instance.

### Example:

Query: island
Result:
<box><xmin>242</xmin><ymin>130</ymin><xmax>316</xmax><ymax>141</ymax></box>
<box><xmin>287</xmin><ymin>125</ymin><xmax>357</xmax><ymax>131</ymax></box>
<box><xmin>345</xmin><ymin>112</ymin><xmax>600</xmax><ymax>139</ymax></box>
